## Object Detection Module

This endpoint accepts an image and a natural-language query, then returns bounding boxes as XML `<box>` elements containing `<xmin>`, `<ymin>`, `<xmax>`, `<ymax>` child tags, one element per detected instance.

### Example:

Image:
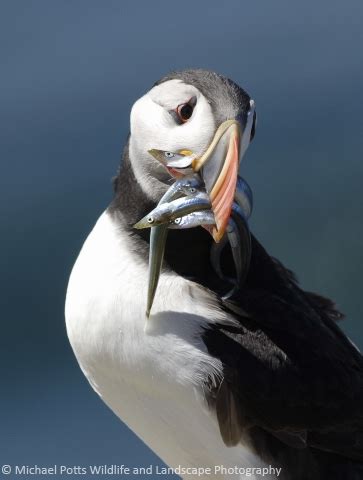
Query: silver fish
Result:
<box><xmin>168</xmin><ymin>210</ymin><xmax>216</xmax><ymax>229</ymax></box>
<box><xmin>159</xmin><ymin>174</ymin><xmax>204</xmax><ymax>204</ymax></box>
<box><xmin>169</xmin><ymin>176</ymin><xmax>253</xmax><ymax>234</ymax></box>
<box><xmin>235</xmin><ymin>176</ymin><xmax>253</xmax><ymax>219</ymax></box>
<box><xmin>134</xmin><ymin>193</ymin><xmax>210</xmax><ymax>229</ymax></box>
<box><xmin>144</xmin><ymin>174</ymin><xmax>206</xmax><ymax>317</ymax></box>
<box><xmin>148</xmin><ymin>149</ymin><xmax>196</xmax><ymax>175</ymax></box>
<box><xmin>228</xmin><ymin>203</ymin><xmax>251</xmax><ymax>289</ymax></box>
<box><xmin>210</xmin><ymin>234</ymin><xmax>229</xmax><ymax>282</ymax></box>
<box><xmin>210</xmin><ymin>202</ymin><xmax>251</xmax><ymax>297</ymax></box>
<box><xmin>146</xmin><ymin>223</ymin><xmax>168</xmax><ymax>318</ymax></box>
<box><xmin>137</xmin><ymin>168</ymin><xmax>253</xmax><ymax>316</ymax></box>
<box><xmin>170</xmin><ymin>176</ymin><xmax>252</xmax><ymax>233</ymax></box>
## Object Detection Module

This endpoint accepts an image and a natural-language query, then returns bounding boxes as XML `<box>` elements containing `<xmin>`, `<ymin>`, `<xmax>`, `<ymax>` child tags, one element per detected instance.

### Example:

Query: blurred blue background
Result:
<box><xmin>1</xmin><ymin>1</ymin><xmax>362</xmax><ymax>478</ymax></box>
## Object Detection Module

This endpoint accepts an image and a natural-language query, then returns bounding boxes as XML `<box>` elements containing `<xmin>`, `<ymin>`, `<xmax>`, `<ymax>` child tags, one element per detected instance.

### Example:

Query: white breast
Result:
<box><xmin>65</xmin><ymin>211</ymin><xmax>271</xmax><ymax>479</ymax></box>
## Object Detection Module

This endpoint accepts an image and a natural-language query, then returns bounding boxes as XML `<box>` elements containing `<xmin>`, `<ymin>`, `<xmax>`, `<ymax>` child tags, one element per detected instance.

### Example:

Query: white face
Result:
<box><xmin>129</xmin><ymin>79</ymin><xmax>216</xmax><ymax>202</ymax></box>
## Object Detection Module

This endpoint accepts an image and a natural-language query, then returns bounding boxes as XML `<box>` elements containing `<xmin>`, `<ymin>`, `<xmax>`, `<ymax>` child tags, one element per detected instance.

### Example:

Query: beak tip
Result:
<box><xmin>212</xmin><ymin>228</ymin><xmax>225</xmax><ymax>243</ymax></box>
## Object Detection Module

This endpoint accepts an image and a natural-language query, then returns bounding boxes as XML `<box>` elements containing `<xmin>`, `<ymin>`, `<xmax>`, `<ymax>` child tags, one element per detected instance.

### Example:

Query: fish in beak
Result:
<box><xmin>148</xmin><ymin>149</ymin><xmax>196</xmax><ymax>177</ymax></box>
<box><xmin>134</xmin><ymin>174</ymin><xmax>207</xmax><ymax>318</ymax></box>
<box><xmin>135</xmin><ymin>174</ymin><xmax>253</xmax><ymax>317</ymax></box>
<box><xmin>133</xmin><ymin>192</ymin><xmax>210</xmax><ymax>229</ymax></box>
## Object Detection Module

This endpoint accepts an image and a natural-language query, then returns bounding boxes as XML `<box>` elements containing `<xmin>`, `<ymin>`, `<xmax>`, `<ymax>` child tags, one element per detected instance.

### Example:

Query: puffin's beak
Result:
<box><xmin>192</xmin><ymin>120</ymin><xmax>240</xmax><ymax>243</ymax></box>
<box><xmin>193</xmin><ymin>101</ymin><xmax>255</xmax><ymax>243</ymax></box>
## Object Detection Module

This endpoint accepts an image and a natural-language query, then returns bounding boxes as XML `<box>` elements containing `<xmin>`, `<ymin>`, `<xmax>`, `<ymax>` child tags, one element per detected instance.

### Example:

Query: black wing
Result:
<box><xmin>202</xmin><ymin>235</ymin><xmax>363</xmax><ymax>474</ymax></box>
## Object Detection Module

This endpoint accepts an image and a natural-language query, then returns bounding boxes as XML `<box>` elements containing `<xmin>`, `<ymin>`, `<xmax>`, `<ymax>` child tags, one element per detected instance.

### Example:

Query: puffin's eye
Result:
<box><xmin>177</xmin><ymin>103</ymin><xmax>193</xmax><ymax>123</ymax></box>
<box><xmin>172</xmin><ymin>96</ymin><xmax>197</xmax><ymax>124</ymax></box>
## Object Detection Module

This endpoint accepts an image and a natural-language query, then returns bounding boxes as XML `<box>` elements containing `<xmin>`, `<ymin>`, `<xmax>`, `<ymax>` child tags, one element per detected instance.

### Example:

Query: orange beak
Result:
<box><xmin>193</xmin><ymin>120</ymin><xmax>241</xmax><ymax>242</ymax></box>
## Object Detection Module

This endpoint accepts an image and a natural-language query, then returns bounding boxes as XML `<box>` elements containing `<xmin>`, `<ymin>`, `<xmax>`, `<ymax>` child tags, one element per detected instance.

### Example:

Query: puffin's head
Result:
<box><xmin>114</xmin><ymin>69</ymin><xmax>256</xmax><ymax>240</ymax></box>
<box><xmin>129</xmin><ymin>70</ymin><xmax>256</xmax><ymax>208</ymax></box>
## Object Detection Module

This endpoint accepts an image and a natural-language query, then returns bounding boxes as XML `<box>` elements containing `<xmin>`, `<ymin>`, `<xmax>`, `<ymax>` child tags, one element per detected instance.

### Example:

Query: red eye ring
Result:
<box><xmin>176</xmin><ymin>101</ymin><xmax>194</xmax><ymax>123</ymax></box>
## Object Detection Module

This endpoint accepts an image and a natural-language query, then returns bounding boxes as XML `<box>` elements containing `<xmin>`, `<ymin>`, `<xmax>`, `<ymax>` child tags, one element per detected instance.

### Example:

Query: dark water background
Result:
<box><xmin>1</xmin><ymin>1</ymin><xmax>362</xmax><ymax>478</ymax></box>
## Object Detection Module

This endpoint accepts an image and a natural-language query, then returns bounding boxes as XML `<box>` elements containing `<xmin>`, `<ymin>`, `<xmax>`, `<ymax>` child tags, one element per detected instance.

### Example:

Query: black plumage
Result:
<box><xmin>203</xmin><ymin>236</ymin><xmax>363</xmax><ymax>478</ymax></box>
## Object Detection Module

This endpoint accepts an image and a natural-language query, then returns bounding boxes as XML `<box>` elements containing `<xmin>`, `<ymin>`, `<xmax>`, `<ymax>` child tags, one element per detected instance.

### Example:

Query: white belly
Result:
<box><xmin>65</xmin><ymin>211</ymin><xmax>271</xmax><ymax>479</ymax></box>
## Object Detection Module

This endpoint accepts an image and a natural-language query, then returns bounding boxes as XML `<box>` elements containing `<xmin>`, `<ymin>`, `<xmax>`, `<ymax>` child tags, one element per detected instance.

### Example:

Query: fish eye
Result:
<box><xmin>189</xmin><ymin>187</ymin><xmax>196</xmax><ymax>194</ymax></box>
<box><xmin>164</xmin><ymin>152</ymin><xmax>174</xmax><ymax>158</ymax></box>
<box><xmin>147</xmin><ymin>216</ymin><xmax>154</xmax><ymax>224</ymax></box>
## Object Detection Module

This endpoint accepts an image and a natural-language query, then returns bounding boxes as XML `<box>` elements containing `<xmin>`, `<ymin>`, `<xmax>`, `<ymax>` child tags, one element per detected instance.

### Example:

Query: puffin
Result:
<box><xmin>65</xmin><ymin>69</ymin><xmax>363</xmax><ymax>479</ymax></box>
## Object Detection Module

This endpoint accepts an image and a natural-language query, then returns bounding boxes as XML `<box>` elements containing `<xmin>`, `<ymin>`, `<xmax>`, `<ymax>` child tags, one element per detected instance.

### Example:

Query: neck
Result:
<box><xmin>110</xmin><ymin>139</ymin><xmax>156</xmax><ymax>228</ymax></box>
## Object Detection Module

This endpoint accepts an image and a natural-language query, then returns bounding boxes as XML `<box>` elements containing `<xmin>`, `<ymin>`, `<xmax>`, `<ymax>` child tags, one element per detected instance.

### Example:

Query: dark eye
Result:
<box><xmin>177</xmin><ymin>103</ymin><xmax>194</xmax><ymax>123</ymax></box>
<box><xmin>172</xmin><ymin>96</ymin><xmax>197</xmax><ymax>124</ymax></box>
